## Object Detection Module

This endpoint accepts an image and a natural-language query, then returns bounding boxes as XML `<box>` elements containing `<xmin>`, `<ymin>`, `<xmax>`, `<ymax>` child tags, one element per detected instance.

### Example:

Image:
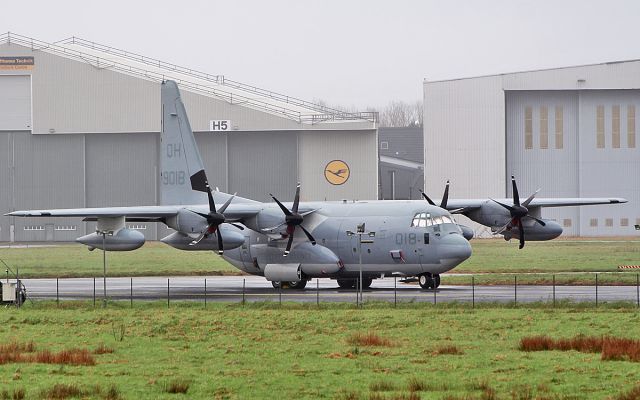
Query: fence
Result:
<box><xmin>15</xmin><ymin>273</ymin><xmax>640</xmax><ymax>308</ymax></box>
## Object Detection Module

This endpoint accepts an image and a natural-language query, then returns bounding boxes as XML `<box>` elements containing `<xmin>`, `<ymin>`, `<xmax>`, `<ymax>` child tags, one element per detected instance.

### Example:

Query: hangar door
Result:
<box><xmin>0</xmin><ymin>75</ymin><xmax>31</xmax><ymax>131</ymax></box>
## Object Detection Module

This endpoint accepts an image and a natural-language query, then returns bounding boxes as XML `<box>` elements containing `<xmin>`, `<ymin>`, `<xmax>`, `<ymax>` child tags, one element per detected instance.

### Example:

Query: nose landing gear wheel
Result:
<box><xmin>418</xmin><ymin>273</ymin><xmax>434</xmax><ymax>289</ymax></box>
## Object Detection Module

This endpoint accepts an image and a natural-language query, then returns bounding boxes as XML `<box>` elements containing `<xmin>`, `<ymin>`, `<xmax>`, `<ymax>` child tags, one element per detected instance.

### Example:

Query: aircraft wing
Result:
<box><xmin>5</xmin><ymin>204</ymin><xmax>263</xmax><ymax>221</ymax></box>
<box><xmin>6</xmin><ymin>206</ymin><xmax>182</xmax><ymax>218</ymax></box>
<box><xmin>526</xmin><ymin>198</ymin><xmax>628</xmax><ymax>207</ymax></box>
<box><xmin>444</xmin><ymin>197</ymin><xmax>627</xmax><ymax>211</ymax></box>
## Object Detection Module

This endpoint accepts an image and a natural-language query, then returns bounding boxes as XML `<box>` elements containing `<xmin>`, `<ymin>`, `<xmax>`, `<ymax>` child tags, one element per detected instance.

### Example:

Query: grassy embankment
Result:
<box><xmin>0</xmin><ymin>238</ymin><xmax>638</xmax><ymax>284</ymax></box>
<box><xmin>1</xmin><ymin>302</ymin><xmax>640</xmax><ymax>399</ymax></box>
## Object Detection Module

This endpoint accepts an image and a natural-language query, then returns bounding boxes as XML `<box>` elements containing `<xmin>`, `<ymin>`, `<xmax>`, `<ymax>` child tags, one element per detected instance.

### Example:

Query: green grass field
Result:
<box><xmin>1</xmin><ymin>303</ymin><xmax>640</xmax><ymax>399</ymax></box>
<box><xmin>0</xmin><ymin>237</ymin><xmax>638</xmax><ymax>282</ymax></box>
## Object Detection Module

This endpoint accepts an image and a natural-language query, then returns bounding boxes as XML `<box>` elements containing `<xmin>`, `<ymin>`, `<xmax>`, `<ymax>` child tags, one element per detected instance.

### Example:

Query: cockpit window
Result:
<box><xmin>411</xmin><ymin>212</ymin><xmax>456</xmax><ymax>228</ymax></box>
<box><xmin>411</xmin><ymin>213</ymin><xmax>431</xmax><ymax>227</ymax></box>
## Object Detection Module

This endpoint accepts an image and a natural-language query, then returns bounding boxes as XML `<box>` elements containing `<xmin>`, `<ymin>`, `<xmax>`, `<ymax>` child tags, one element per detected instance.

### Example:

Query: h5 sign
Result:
<box><xmin>209</xmin><ymin>120</ymin><xmax>231</xmax><ymax>131</ymax></box>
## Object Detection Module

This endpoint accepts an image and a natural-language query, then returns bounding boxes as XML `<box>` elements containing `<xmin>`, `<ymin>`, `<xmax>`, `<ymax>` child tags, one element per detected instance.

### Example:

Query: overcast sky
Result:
<box><xmin>2</xmin><ymin>0</ymin><xmax>640</xmax><ymax>109</ymax></box>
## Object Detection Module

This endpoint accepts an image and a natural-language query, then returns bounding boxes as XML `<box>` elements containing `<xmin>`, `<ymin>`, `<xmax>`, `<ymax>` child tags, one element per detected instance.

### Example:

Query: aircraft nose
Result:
<box><xmin>438</xmin><ymin>233</ymin><xmax>472</xmax><ymax>263</ymax></box>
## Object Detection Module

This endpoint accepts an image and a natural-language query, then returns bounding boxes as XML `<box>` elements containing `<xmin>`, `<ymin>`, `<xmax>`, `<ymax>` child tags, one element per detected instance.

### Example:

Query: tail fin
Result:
<box><xmin>160</xmin><ymin>80</ymin><xmax>209</xmax><ymax>205</ymax></box>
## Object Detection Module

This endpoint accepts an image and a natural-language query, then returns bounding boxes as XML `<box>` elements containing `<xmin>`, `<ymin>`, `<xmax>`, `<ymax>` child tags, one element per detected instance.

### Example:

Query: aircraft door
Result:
<box><xmin>238</xmin><ymin>231</ymin><xmax>253</xmax><ymax>269</ymax></box>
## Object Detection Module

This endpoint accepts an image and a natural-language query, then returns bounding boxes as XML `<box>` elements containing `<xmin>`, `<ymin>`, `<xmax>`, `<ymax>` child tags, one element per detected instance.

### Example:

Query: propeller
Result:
<box><xmin>189</xmin><ymin>185</ymin><xmax>243</xmax><ymax>255</ymax></box>
<box><xmin>419</xmin><ymin>180</ymin><xmax>450</xmax><ymax>208</ymax></box>
<box><xmin>269</xmin><ymin>183</ymin><xmax>317</xmax><ymax>256</ymax></box>
<box><xmin>491</xmin><ymin>176</ymin><xmax>545</xmax><ymax>249</ymax></box>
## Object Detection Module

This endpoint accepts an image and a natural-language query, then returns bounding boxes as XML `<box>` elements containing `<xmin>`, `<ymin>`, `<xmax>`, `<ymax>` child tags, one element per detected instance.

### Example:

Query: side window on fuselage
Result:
<box><xmin>424</xmin><ymin>233</ymin><xmax>429</xmax><ymax>244</ymax></box>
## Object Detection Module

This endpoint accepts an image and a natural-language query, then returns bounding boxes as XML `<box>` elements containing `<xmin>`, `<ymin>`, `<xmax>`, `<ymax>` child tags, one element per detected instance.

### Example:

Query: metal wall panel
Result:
<box><xmin>85</xmin><ymin>133</ymin><xmax>157</xmax><ymax>239</ymax></box>
<box><xmin>506</xmin><ymin>91</ymin><xmax>580</xmax><ymax>235</ymax></box>
<box><xmin>0</xmin><ymin>133</ymin><xmax>11</xmax><ymax>241</ymax></box>
<box><xmin>11</xmin><ymin>132</ymin><xmax>85</xmax><ymax>241</ymax></box>
<box><xmin>0</xmin><ymin>75</ymin><xmax>31</xmax><ymax>131</ymax></box>
<box><xmin>228</xmin><ymin>132</ymin><xmax>297</xmax><ymax>203</ymax></box>
<box><xmin>577</xmin><ymin>90</ymin><xmax>640</xmax><ymax>236</ymax></box>
<box><xmin>194</xmin><ymin>132</ymin><xmax>228</xmax><ymax>191</ymax></box>
<box><xmin>299</xmin><ymin>130</ymin><xmax>378</xmax><ymax>201</ymax></box>
<box><xmin>424</xmin><ymin>76</ymin><xmax>506</xmax><ymax>199</ymax></box>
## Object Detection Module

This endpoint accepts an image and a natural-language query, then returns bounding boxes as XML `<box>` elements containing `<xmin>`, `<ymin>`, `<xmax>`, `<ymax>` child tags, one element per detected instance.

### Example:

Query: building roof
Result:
<box><xmin>0</xmin><ymin>32</ymin><xmax>377</xmax><ymax>125</ymax></box>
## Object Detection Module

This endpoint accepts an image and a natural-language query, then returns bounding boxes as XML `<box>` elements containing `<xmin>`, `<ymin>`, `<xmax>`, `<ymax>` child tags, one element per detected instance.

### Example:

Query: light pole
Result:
<box><xmin>98</xmin><ymin>230</ymin><xmax>113</xmax><ymax>307</ymax></box>
<box><xmin>346</xmin><ymin>223</ymin><xmax>375</xmax><ymax>306</ymax></box>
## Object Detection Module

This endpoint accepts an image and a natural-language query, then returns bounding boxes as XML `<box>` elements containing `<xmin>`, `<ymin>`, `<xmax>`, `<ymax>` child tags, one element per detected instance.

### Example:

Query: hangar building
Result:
<box><xmin>0</xmin><ymin>33</ymin><xmax>378</xmax><ymax>242</ymax></box>
<box><xmin>378</xmin><ymin>126</ymin><xmax>423</xmax><ymax>200</ymax></box>
<box><xmin>424</xmin><ymin>60</ymin><xmax>640</xmax><ymax>236</ymax></box>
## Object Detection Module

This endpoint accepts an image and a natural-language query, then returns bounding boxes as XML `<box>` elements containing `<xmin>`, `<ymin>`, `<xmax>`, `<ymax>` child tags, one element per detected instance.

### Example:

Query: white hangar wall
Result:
<box><xmin>0</xmin><ymin>34</ymin><xmax>378</xmax><ymax>242</ymax></box>
<box><xmin>424</xmin><ymin>60</ymin><xmax>640</xmax><ymax>236</ymax></box>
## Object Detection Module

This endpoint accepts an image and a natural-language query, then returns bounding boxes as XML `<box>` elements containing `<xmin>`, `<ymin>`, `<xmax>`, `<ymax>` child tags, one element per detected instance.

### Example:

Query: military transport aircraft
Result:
<box><xmin>419</xmin><ymin>179</ymin><xmax>627</xmax><ymax>249</ymax></box>
<box><xmin>6</xmin><ymin>80</ymin><xmax>471</xmax><ymax>290</ymax></box>
<box><xmin>6</xmin><ymin>81</ymin><xmax>627</xmax><ymax>290</ymax></box>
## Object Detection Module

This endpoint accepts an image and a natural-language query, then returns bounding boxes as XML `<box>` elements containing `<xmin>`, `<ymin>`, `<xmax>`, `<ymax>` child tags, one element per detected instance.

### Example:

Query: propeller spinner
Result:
<box><xmin>270</xmin><ymin>183</ymin><xmax>317</xmax><ymax>256</ymax></box>
<box><xmin>491</xmin><ymin>176</ymin><xmax>545</xmax><ymax>249</ymax></box>
<box><xmin>189</xmin><ymin>185</ymin><xmax>243</xmax><ymax>255</ymax></box>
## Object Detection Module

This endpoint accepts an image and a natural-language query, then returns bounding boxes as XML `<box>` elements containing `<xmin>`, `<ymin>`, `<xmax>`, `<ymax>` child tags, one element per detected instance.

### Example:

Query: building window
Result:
<box><xmin>563</xmin><ymin>219</ymin><xmax>572</xmax><ymax>227</ymax></box>
<box><xmin>525</xmin><ymin>106</ymin><xmax>533</xmax><ymax>149</ymax></box>
<box><xmin>612</xmin><ymin>105</ymin><xmax>621</xmax><ymax>148</ymax></box>
<box><xmin>24</xmin><ymin>226</ymin><xmax>45</xmax><ymax>231</ymax></box>
<box><xmin>55</xmin><ymin>225</ymin><xmax>77</xmax><ymax>231</ymax></box>
<box><xmin>555</xmin><ymin>106</ymin><xmax>563</xmax><ymax>149</ymax></box>
<box><xmin>628</xmin><ymin>105</ymin><xmax>636</xmax><ymax>148</ymax></box>
<box><xmin>540</xmin><ymin>106</ymin><xmax>548</xmax><ymax>149</ymax></box>
<box><xmin>590</xmin><ymin>218</ymin><xmax>598</xmax><ymax>227</ymax></box>
<box><xmin>596</xmin><ymin>105</ymin><xmax>605</xmax><ymax>148</ymax></box>
<box><xmin>605</xmin><ymin>218</ymin><xmax>614</xmax><ymax>227</ymax></box>
<box><xmin>380</xmin><ymin>141</ymin><xmax>388</xmax><ymax>150</ymax></box>
<box><xmin>621</xmin><ymin>218</ymin><xmax>629</xmax><ymax>227</ymax></box>
<box><xmin>127</xmin><ymin>224</ymin><xmax>147</xmax><ymax>230</ymax></box>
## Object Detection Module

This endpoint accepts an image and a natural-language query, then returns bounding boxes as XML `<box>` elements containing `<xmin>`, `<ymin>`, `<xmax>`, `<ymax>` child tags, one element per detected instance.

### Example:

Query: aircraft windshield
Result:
<box><xmin>410</xmin><ymin>212</ymin><xmax>454</xmax><ymax>228</ymax></box>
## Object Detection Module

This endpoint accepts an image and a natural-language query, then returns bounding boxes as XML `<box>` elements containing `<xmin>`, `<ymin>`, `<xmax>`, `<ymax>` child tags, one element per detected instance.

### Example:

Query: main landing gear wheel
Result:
<box><xmin>360</xmin><ymin>277</ymin><xmax>373</xmax><ymax>289</ymax></box>
<box><xmin>286</xmin><ymin>280</ymin><xmax>307</xmax><ymax>290</ymax></box>
<box><xmin>337</xmin><ymin>279</ymin><xmax>355</xmax><ymax>289</ymax></box>
<box><xmin>418</xmin><ymin>273</ymin><xmax>433</xmax><ymax>289</ymax></box>
<box><xmin>272</xmin><ymin>280</ymin><xmax>308</xmax><ymax>290</ymax></box>
<box><xmin>418</xmin><ymin>274</ymin><xmax>441</xmax><ymax>289</ymax></box>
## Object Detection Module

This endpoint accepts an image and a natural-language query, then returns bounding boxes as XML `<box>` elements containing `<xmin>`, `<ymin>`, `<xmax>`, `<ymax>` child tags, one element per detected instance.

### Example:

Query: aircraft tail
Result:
<box><xmin>160</xmin><ymin>80</ymin><xmax>210</xmax><ymax>206</ymax></box>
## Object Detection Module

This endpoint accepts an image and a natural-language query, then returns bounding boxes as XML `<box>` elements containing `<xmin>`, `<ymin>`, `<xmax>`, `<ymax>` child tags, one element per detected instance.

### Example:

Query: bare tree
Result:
<box><xmin>379</xmin><ymin>100</ymin><xmax>423</xmax><ymax>127</ymax></box>
<box><xmin>311</xmin><ymin>98</ymin><xmax>423</xmax><ymax>127</ymax></box>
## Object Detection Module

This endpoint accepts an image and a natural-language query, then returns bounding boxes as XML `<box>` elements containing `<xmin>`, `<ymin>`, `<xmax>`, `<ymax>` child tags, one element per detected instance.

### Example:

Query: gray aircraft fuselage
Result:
<box><xmin>219</xmin><ymin>200</ymin><xmax>471</xmax><ymax>279</ymax></box>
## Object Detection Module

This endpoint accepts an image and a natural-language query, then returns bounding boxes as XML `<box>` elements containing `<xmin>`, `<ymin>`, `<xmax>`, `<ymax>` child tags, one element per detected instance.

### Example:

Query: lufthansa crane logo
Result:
<box><xmin>324</xmin><ymin>160</ymin><xmax>350</xmax><ymax>185</ymax></box>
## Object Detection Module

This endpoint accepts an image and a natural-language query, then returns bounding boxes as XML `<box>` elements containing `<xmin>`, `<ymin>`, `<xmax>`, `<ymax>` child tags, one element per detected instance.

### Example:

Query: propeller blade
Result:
<box><xmin>206</xmin><ymin>184</ymin><xmax>216</xmax><ymax>213</ymax></box>
<box><xmin>292</xmin><ymin>183</ymin><xmax>301</xmax><ymax>214</ymax></box>
<box><xmin>441</xmin><ymin>180</ymin><xmax>450</xmax><ymax>208</ymax></box>
<box><xmin>419</xmin><ymin>189</ymin><xmax>436</xmax><ymax>206</ymax></box>
<box><xmin>216</xmin><ymin>229</ymin><xmax>224</xmax><ymax>255</ymax></box>
<box><xmin>189</xmin><ymin>231</ymin><xmax>207</xmax><ymax>246</ymax></box>
<box><xmin>525</xmin><ymin>215</ymin><xmax>547</xmax><ymax>226</ymax></box>
<box><xmin>522</xmin><ymin>189</ymin><xmax>540</xmax><ymax>207</ymax></box>
<box><xmin>270</xmin><ymin>194</ymin><xmax>293</xmax><ymax>216</ymax></box>
<box><xmin>299</xmin><ymin>225</ymin><xmax>317</xmax><ymax>245</ymax></box>
<box><xmin>262</xmin><ymin>222</ymin><xmax>286</xmax><ymax>232</ymax></box>
<box><xmin>490</xmin><ymin>198</ymin><xmax>515</xmax><ymax>212</ymax></box>
<box><xmin>517</xmin><ymin>218</ymin><xmax>525</xmax><ymax>249</ymax></box>
<box><xmin>493</xmin><ymin>220</ymin><xmax>512</xmax><ymax>235</ymax></box>
<box><xmin>284</xmin><ymin>229</ymin><xmax>295</xmax><ymax>256</ymax></box>
<box><xmin>511</xmin><ymin>176</ymin><xmax>520</xmax><ymax>206</ymax></box>
<box><xmin>218</xmin><ymin>193</ymin><xmax>237</xmax><ymax>214</ymax></box>
<box><xmin>229</xmin><ymin>223</ymin><xmax>245</xmax><ymax>230</ymax></box>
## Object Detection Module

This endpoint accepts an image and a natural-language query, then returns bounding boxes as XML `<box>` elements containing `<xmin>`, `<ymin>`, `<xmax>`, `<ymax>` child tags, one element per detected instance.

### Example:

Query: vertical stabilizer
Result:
<box><xmin>160</xmin><ymin>80</ymin><xmax>209</xmax><ymax>205</ymax></box>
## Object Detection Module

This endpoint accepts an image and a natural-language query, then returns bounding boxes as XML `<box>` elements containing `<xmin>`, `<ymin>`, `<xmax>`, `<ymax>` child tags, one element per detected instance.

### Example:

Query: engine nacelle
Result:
<box><xmin>458</xmin><ymin>224</ymin><xmax>474</xmax><ymax>241</ymax></box>
<box><xmin>76</xmin><ymin>228</ymin><xmax>145</xmax><ymax>251</ymax></box>
<box><xmin>502</xmin><ymin>219</ymin><xmax>563</xmax><ymax>241</ymax></box>
<box><xmin>252</xmin><ymin>242</ymin><xmax>342</xmax><ymax>277</ymax></box>
<box><xmin>164</xmin><ymin>209</ymin><xmax>209</xmax><ymax>235</ymax></box>
<box><xmin>264</xmin><ymin>264</ymin><xmax>302</xmax><ymax>282</ymax></box>
<box><xmin>160</xmin><ymin>228</ymin><xmax>245</xmax><ymax>251</ymax></box>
